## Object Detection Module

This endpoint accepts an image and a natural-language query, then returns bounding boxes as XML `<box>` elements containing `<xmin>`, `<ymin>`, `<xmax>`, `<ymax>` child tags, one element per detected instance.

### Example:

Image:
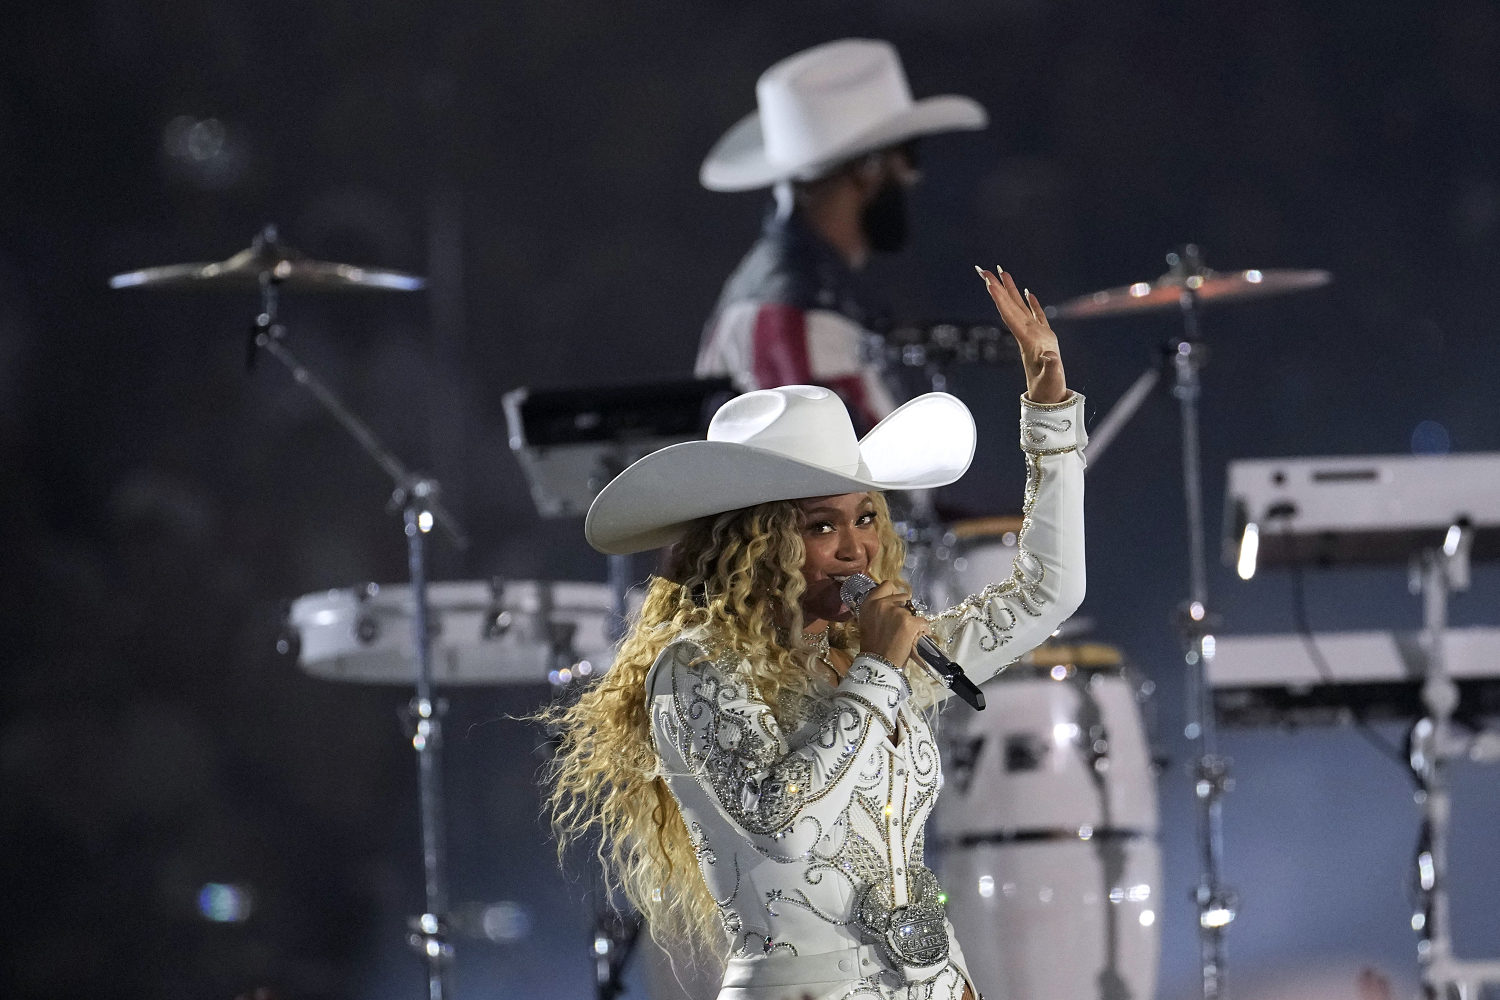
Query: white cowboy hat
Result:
<box><xmin>700</xmin><ymin>38</ymin><xmax>988</xmax><ymax>193</ymax></box>
<box><xmin>585</xmin><ymin>385</ymin><xmax>975</xmax><ymax>555</ymax></box>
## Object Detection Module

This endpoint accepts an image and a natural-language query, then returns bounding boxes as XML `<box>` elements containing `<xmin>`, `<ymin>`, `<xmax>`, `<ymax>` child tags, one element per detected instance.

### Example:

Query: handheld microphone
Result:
<box><xmin>839</xmin><ymin>573</ymin><xmax>985</xmax><ymax>710</ymax></box>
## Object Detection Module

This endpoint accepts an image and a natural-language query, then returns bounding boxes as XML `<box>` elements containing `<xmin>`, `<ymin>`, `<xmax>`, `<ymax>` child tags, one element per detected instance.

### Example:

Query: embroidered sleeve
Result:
<box><xmin>920</xmin><ymin>392</ymin><xmax>1088</xmax><ymax>703</ymax></box>
<box><xmin>647</xmin><ymin>640</ymin><xmax>908</xmax><ymax>842</ymax></box>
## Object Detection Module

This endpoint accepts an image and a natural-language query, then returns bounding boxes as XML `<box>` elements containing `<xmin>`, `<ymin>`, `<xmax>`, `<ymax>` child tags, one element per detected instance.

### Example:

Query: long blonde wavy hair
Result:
<box><xmin>533</xmin><ymin>491</ymin><xmax>910</xmax><ymax>963</ymax></box>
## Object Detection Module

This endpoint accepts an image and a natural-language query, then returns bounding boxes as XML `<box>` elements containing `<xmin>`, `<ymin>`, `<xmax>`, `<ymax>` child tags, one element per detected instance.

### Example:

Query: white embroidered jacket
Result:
<box><xmin>646</xmin><ymin>393</ymin><xmax>1087</xmax><ymax>1000</ymax></box>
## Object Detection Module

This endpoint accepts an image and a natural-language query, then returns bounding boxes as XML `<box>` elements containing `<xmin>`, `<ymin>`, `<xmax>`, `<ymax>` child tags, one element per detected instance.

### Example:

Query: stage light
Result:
<box><xmin>1237</xmin><ymin>522</ymin><xmax>1259</xmax><ymax>579</ymax></box>
<box><xmin>1200</xmin><ymin>904</ymin><xmax>1235</xmax><ymax>929</ymax></box>
<box><xmin>197</xmin><ymin>883</ymin><xmax>252</xmax><ymax>922</ymax></box>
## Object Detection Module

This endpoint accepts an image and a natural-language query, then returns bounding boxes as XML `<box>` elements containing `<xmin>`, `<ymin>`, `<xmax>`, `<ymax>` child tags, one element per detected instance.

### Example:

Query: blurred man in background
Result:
<box><xmin>695</xmin><ymin>38</ymin><xmax>988</xmax><ymax>431</ymax></box>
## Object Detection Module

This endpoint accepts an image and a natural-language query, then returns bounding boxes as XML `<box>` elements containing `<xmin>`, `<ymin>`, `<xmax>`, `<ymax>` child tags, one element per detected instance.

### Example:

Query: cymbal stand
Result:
<box><xmin>1165</xmin><ymin>246</ymin><xmax>1236</xmax><ymax>1000</ymax></box>
<box><xmin>1055</xmin><ymin>246</ymin><xmax>1239</xmax><ymax>999</ymax></box>
<box><xmin>1409</xmin><ymin>526</ymin><xmax>1500</xmax><ymax>1000</ymax></box>
<box><xmin>249</xmin><ymin>269</ymin><xmax>468</xmax><ymax>1000</ymax></box>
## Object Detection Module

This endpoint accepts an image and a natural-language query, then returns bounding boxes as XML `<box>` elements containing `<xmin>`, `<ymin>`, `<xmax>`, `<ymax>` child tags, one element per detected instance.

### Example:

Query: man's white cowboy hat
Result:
<box><xmin>700</xmin><ymin>38</ymin><xmax>987</xmax><ymax>193</ymax></box>
<box><xmin>585</xmin><ymin>385</ymin><xmax>975</xmax><ymax>555</ymax></box>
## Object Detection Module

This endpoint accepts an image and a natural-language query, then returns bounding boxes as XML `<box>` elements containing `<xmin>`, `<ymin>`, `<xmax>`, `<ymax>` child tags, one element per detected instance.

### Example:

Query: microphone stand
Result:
<box><xmin>249</xmin><ymin>266</ymin><xmax>467</xmax><ymax>1000</ymax></box>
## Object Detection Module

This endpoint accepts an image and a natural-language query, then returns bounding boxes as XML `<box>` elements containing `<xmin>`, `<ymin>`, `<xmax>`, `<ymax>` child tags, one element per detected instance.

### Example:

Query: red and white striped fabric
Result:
<box><xmin>696</xmin><ymin>299</ymin><xmax>897</xmax><ymax>433</ymax></box>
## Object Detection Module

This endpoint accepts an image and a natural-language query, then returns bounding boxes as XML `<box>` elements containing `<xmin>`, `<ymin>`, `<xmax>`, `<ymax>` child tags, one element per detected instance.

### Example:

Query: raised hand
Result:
<box><xmin>975</xmin><ymin>266</ymin><xmax>1069</xmax><ymax>405</ymax></box>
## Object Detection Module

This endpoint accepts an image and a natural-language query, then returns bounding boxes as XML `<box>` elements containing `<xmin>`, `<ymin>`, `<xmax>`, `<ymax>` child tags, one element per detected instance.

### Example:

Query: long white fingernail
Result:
<box><xmin>974</xmin><ymin>265</ymin><xmax>987</xmax><ymax>280</ymax></box>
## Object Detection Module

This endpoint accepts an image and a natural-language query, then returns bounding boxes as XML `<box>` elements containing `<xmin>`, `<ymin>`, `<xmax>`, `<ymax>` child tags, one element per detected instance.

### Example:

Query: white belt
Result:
<box><xmin>721</xmin><ymin>942</ymin><xmax>888</xmax><ymax>988</ymax></box>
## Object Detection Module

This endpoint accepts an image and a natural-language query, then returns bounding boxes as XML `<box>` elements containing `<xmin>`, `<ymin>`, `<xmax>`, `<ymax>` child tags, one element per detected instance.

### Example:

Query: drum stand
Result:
<box><xmin>1167</xmin><ymin>264</ymin><xmax>1237</xmax><ymax>1000</ymax></box>
<box><xmin>1409</xmin><ymin>528</ymin><xmax>1500</xmax><ymax>1000</ymax></box>
<box><xmin>1080</xmin><ymin>246</ymin><xmax>1237</xmax><ymax>1000</ymax></box>
<box><xmin>249</xmin><ymin>269</ymin><xmax>469</xmax><ymax>1000</ymax></box>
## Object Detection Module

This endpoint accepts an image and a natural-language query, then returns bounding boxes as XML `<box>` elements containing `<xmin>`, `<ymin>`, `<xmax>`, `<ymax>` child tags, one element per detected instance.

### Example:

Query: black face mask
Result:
<box><xmin>860</xmin><ymin>178</ymin><xmax>909</xmax><ymax>254</ymax></box>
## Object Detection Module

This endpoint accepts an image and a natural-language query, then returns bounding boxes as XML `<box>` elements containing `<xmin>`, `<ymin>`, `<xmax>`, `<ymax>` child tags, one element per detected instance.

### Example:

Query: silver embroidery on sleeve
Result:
<box><xmin>1021</xmin><ymin>414</ymin><xmax>1072</xmax><ymax>447</ymax></box>
<box><xmin>927</xmin><ymin>454</ymin><xmax>1051</xmax><ymax>656</ymax></box>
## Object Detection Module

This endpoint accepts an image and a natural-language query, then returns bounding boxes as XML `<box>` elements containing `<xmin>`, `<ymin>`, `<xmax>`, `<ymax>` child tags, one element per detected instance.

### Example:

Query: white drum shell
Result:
<box><xmin>289</xmin><ymin>580</ymin><xmax>619</xmax><ymax>685</ymax></box>
<box><xmin>929</xmin><ymin>529</ymin><xmax>1021</xmax><ymax>609</ymax></box>
<box><xmin>938</xmin><ymin>669</ymin><xmax>1158</xmax><ymax>835</ymax></box>
<box><xmin>942</xmin><ymin>838</ymin><xmax>1161</xmax><ymax>1000</ymax></box>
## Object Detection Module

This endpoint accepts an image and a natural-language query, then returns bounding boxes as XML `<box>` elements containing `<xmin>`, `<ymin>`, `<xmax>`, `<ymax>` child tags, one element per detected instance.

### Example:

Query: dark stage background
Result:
<box><xmin>3</xmin><ymin>3</ymin><xmax>1498</xmax><ymax>1000</ymax></box>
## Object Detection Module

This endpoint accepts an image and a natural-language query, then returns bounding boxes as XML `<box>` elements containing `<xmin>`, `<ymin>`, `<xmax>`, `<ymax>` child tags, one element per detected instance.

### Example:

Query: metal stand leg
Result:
<box><xmin>606</xmin><ymin>553</ymin><xmax>633</xmax><ymax>644</ymax></box>
<box><xmin>592</xmin><ymin>885</ymin><xmax>642</xmax><ymax>1000</ymax></box>
<box><xmin>242</xmin><ymin>243</ymin><xmax>468</xmax><ymax>1000</ymax></box>
<box><xmin>402</xmin><ymin>491</ymin><xmax>453</xmax><ymax>1000</ymax></box>
<box><xmin>1409</xmin><ymin>528</ymin><xmax>1500</xmax><ymax>1000</ymax></box>
<box><xmin>1165</xmin><ymin>247</ymin><xmax>1237</xmax><ymax>1000</ymax></box>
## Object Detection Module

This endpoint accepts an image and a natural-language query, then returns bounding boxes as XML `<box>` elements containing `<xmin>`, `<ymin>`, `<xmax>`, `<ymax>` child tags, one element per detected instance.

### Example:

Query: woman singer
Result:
<box><xmin>538</xmin><ymin>267</ymin><xmax>1086</xmax><ymax>1000</ymax></box>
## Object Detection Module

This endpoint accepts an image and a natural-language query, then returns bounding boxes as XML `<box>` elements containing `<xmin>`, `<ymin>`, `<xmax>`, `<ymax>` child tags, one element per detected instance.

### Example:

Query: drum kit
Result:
<box><xmin>111</xmin><ymin>229</ymin><xmax>1333</xmax><ymax>1000</ymax></box>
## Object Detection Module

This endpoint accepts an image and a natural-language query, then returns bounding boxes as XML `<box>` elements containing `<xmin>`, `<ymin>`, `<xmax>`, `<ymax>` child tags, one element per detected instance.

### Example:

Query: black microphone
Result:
<box><xmin>839</xmin><ymin>573</ymin><xmax>985</xmax><ymax>710</ymax></box>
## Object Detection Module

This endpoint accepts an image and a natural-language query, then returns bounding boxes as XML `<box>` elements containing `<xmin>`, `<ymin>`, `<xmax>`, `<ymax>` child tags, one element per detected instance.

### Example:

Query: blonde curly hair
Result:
<box><xmin>534</xmin><ymin>491</ymin><xmax>910</xmax><ymax>963</ymax></box>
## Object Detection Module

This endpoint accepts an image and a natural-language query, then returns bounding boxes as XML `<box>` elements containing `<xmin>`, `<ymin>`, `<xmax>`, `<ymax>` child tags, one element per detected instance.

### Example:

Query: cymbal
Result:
<box><xmin>1050</xmin><ymin>267</ymin><xmax>1330</xmax><ymax>320</ymax></box>
<box><xmin>109</xmin><ymin>228</ymin><xmax>425</xmax><ymax>292</ymax></box>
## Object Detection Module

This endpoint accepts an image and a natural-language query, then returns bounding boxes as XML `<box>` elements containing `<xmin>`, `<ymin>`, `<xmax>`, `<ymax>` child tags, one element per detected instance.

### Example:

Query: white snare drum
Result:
<box><xmin>288</xmin><ymin>579</ymin><xmax>621</xmax><ymax>685</ymax></box>
<box><xmin>936</xmin><ymin>645</ymin><xmax>1161</xmax><ymax>1000</ymax></box>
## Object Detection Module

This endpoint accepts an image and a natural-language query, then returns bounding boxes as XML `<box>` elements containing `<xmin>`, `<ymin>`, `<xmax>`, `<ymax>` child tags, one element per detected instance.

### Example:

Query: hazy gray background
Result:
<box><xmin>3</xmin><ymin>3</ymin><xmax>1497</xmax><ymax>999</ymax></box>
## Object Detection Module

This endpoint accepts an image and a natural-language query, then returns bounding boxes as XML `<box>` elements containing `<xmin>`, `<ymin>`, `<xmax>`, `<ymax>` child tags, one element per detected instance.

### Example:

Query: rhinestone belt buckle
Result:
<box><xmin>887</xmin><ymin>901</ymin><xmax>948</xmax><ymax>966</ymax></box>
<box><xmin>857</xmin><ymin>868</ymin><xmax>950</xmax><ymax>983</ymax></box>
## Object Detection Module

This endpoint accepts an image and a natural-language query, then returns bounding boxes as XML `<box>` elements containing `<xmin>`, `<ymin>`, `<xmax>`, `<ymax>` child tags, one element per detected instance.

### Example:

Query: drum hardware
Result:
<box><xmin>112</xmin><ymin>228</ymin><xmax>461</xmax><ymax>1000</ymax></box>
<box><xmin>351</xmin><ymin>582</ymin><xmax>382</xmax><ymax>645</ymax></box>
<box><xmin>482</xmin><ymin>578</ymin><xmax>514</xmax><ymax>640</ymax></box>
<box><xmin>1401</xmin><ymin>534</ymin><xmax>1499</xmax><ymax>999</ymax></box>
<box><xmin>591</xmin><ymin>878</ymin><xmax>643</xmax><ymax>1000</ymax></box>
<box><xmin>275</xmin><ymin>611</ymin><xmax>301</xmax><ymax>661</ymax></box>
<box><xmin>946</xmin><ymin>735</ymin><xmax>985</xmax><ymax>794</ymax></box>
<box><xmin>868</xmin><ymin>321</ymin><xmax>1017</xmax><ymax>392</ymax></box>
<box><xmin>1053</xmin><ymin>245</ymin><xmax>1333</xmax><ymax>1000</ymax></box>
<box><xmin>871</xmin><ymin>318</ymin><xmax>1017</xmax><ymax>585</ymax></box>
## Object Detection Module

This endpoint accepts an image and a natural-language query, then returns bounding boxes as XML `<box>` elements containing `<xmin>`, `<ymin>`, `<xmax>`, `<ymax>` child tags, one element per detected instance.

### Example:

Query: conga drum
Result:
<box><xmin>928</xmin><ymin>519</ymin><xmax>1161</xmax><ymax>1000</ymax></box>
<box><xmin>934</xmin><ymin>644</ymin><xmax>1160</xmax><ymax>1000</ymax></box>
